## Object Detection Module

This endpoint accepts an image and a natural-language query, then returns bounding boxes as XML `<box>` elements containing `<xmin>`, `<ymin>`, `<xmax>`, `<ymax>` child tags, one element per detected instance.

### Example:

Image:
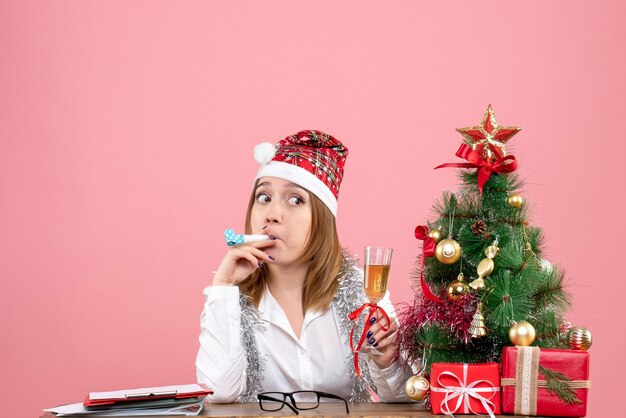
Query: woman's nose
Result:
<box><xmin>265</xmin><ymin>201</ymin><xmax>282</xmax><ymax>223</ymax></box>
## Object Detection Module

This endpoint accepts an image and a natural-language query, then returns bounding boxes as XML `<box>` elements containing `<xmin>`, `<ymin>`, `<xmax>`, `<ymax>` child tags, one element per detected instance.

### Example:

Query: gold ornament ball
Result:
<box><xmin>509</xmin><ymin>321</ymin><xmax>536</xmax><ymax>346</ymax></box>
<box><xmin>435</xmin><ymin>239</ymin><xmax>462</xmax><ymax>264</ymax></box>
<box><xmin>405</xmin><ymin>375</ymin><xmax>430</xmax><ymax>401</ymax></box>
<box><xmin>447</xmin><ymin>274</ymin><xmax>470</xmax><ymax>299</ymax></box>
<box><xmin>567</xmin><ymin>326</ymin><xmax>592</xmax><ymax>351</ymax></box>
<box><xmin>428</xmin><ymin>229</ymin><xmax>444</xmax><ymax>244</ymax></box>
<box><xmin>507</xmin><ymin>193</ymin><xmax>525</xmax><ymax>208</ymax></box>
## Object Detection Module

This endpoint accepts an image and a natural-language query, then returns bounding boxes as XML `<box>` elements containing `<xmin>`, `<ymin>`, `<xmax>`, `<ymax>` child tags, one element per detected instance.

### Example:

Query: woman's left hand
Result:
<box><xmin>365</xmin><ymin>310</ymin><xmax>400</xmax><ymax>369</ymax></box>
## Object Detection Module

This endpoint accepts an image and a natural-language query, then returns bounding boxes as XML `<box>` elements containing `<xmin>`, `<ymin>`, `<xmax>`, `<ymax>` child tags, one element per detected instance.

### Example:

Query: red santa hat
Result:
<box><xmin>254</xmin><ymin>130</ymin><xmax>348</xmax><ymax>217</ymax></box>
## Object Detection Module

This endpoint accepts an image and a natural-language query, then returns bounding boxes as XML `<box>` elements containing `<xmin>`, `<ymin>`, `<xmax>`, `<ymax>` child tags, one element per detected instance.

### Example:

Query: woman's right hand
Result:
<box><xmin>212</xmin><ymin>230</ymin><xmax>277</xmax><ymax>286</ymax></box>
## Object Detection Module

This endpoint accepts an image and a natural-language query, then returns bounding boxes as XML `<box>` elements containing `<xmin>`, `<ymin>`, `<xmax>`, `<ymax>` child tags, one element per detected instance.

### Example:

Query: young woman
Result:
<box><xmin>196</xmin><ymin>130</ymin><xmax>411</xmax><ymax>404</ymax></box>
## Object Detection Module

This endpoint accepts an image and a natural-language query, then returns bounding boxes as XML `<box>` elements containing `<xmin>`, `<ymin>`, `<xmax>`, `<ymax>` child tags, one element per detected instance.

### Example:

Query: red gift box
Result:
<box><xmin>502</xmin><ymin>346</ymin><xmax>590</xmax><ymax>417</ymax></box>
<box><xmin>430</xmin><ymin>363</ymin><xmax>501</xmax><ymax>417</ymax></box>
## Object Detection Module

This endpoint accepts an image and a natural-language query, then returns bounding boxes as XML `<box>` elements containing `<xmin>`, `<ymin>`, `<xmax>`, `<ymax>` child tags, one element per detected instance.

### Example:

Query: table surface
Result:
<box><xmin>39</xmin><ymin>401</ymin><xmax>518</xmax><ymax>418</ymax></box>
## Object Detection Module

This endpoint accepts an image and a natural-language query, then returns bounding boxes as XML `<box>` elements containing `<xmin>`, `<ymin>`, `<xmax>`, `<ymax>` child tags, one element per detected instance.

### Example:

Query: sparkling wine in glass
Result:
<box><xmin>364</xmin><ymin>246</ymin><xmax>392</xmax><ymax>304</ymax></box>
<box><xmin>362</xmin><ymin>247</ymin><xmax>392</xmax><ymax>355</ymax></box>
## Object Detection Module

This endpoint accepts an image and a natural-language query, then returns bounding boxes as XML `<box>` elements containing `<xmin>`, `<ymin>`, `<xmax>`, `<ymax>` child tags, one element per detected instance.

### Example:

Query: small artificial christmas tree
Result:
<box><xmin>400</xmin><ymin>105</ymin><xmax>571</xmax><ymax>373</ymax></box>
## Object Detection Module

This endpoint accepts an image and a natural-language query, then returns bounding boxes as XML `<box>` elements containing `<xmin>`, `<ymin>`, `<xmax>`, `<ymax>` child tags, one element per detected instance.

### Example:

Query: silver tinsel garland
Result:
<box><xmin>237</xmin><ymin>292</ymin><xmax>266</xmax><ymax>402</ymax></box>
<box><xmin>333</xmin><ymin>251</ymin><xmax>377</xmax><ymax>402</ymax></box>
<box><xmin>237</xmin><ymin>251</ymin><xmax>376</xmax><ymax>402</ymax></box>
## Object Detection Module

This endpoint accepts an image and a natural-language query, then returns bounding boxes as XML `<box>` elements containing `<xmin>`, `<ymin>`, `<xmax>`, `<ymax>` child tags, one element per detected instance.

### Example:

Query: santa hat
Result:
<box><xmin>254</xmin><ymin>130</ymin><xmax>348</xmax><ymax>217</ymax></box>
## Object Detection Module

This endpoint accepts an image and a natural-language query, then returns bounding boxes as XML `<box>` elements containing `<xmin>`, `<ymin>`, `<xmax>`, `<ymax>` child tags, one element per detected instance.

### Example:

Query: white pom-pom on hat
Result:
<box><xmin>254</xmin><ymin>142</ymin><xmax>277</xmax><ymax>165</ymax></box>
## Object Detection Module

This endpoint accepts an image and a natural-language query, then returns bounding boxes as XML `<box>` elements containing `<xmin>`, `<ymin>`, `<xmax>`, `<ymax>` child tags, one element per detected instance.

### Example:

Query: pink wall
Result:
<box><xmin>1</xmin><ymin>1</ymin><xmax>623</xmax><ymax>416</ymax></box>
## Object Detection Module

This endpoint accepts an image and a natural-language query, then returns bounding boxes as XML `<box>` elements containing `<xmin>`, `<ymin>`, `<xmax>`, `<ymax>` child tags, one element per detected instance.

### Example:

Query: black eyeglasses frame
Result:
<box><xmin>257</xmin><ymin>390</ymin><xmax>350</xmax><ymax>415</ymax></box>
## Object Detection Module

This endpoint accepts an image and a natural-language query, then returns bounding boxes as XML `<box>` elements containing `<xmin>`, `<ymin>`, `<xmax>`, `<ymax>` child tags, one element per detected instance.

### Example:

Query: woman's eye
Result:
<box><xmin>288</xmin><ymin>196</ymin><xmax>304</xmax><ymax>205</ymax></box>
<box><xmin>256</xmin><ymin>193</ymin><xmax>271</xmax><ymax>203</ymax></box>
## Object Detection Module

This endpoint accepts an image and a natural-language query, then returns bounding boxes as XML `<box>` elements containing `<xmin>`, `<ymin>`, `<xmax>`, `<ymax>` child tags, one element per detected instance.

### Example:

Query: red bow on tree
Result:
<box><xmin>415</xmin><ymin>225</ymin><xmax>443</xmax><ymax>303</ymax></box>
<box><xmin>435</xmin><ymin>144</ymin><xmax>518</xmax><ymax>193</ymax></box>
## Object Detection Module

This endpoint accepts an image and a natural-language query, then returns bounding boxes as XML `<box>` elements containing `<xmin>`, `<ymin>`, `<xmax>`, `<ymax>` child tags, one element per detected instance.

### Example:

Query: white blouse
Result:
<box><xmin>195</xmin><ymin>284</ymin><xmax>412</xmax><ymax>403</ymax></box>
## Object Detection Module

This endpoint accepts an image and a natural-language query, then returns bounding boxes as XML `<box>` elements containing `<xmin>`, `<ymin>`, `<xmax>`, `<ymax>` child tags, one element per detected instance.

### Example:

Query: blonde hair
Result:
<box><xmin>238</xmin><ymin>180</ymin><xmax>343</xmax><ymax>312</ymax></box>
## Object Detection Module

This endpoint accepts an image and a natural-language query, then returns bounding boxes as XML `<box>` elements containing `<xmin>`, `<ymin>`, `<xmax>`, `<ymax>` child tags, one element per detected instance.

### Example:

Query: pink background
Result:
<box><xmin>1</xmin><ymin>1</ymin><xmax>624</xmax><ymax>417</ymax></box>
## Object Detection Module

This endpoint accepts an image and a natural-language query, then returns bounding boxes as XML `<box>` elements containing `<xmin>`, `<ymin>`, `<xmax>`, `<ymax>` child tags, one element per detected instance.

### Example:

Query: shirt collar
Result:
<box><xmin>258</xmin><ymin>285</ymin><xmax>326</xmax><ymax>339</ymax></box>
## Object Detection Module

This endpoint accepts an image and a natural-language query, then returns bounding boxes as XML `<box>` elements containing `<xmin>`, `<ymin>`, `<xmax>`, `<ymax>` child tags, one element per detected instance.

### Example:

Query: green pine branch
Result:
<box><xmin>533</xmin><ymin>267</ymin><xmax>571</xmax><ymax>311</ymax></box>
<box><xmin>525</xmin><ymin>226</ymin><xmax>545</xmax><ymax>257</ymax></box>
<box><xmin>484</xmin><ymin>270</ymin><xmax>534</xmax><ymax>332</ymax></box>
<box><xmin>534</xmin><ymin>310</ymin><xmax>568</xmax><ymax>348</ymax></box>
<box><xmin>460</xmin><ymin>170</ymin><xmax>525</xmax><ymax>194</ymax></box>
<box><xmin>539</xmin><ymin>365</ymin><xmax>583</xmax><ymax>405</ymax></box>
<box><xmin>458</xmin><ymin>221</ymin><xmax>514</xmax><ymax>266</ymax></box>
<box><xmin>494</xmin><ymin>238</ymin><xmax>525</xmax><ymax>271</ymax></box>
<box><xmin>412</xmin><ymin>325</ymin><xmax>503</xmax><ymax>373</ymax></box>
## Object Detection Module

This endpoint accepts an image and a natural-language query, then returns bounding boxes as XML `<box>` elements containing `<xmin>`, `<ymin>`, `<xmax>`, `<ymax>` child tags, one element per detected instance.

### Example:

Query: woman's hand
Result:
<box><xmin>366</xmin><ymin>311</ymin><xmax>400</xmax><ymax>369</ymax></box>
<box><xmin>212</xmin><ymin>229</ymin><xmax>277</xmax><ymax>286</ymax></box>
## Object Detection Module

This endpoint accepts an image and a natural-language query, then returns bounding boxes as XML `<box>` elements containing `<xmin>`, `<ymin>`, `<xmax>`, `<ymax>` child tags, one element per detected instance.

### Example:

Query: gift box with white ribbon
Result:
<box><xmin>430</xmin><ymin>362</ymin><xmax>501</xmax><ymax>418</ymax></box>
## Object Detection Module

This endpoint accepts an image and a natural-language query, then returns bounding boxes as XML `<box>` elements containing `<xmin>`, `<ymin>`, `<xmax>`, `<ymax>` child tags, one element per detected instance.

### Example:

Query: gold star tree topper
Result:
<box><xmin>456</xmin><ymin>105</ymin><xmax>522</xmax><ymax>161</ymax></box>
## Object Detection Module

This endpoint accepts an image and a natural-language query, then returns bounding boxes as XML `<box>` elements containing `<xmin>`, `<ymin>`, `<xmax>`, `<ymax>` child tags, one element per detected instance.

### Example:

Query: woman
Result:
<box><xmin>196</xmin><ymin>130</ymin><xmax>411</xmax><ymax>404</ymax></box>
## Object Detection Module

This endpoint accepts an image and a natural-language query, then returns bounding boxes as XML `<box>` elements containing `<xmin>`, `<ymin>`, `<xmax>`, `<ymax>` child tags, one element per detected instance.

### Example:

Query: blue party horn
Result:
<box><xmin>224</xmin><ymin>228</ymin><xmax>270</xmax><ymax>246</ymax></box>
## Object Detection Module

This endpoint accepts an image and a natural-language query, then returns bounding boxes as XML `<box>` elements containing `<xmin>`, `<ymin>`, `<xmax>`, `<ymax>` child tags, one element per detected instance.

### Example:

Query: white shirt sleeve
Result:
<box><xmin>195</xmin><ymin>285</ymin><xmax>247</xmax><ymax>403</ymax></box>
<box><xmin>366</xmin><ymin>290</ymin><xmax>413</xmax><ymax>402</ymax></box>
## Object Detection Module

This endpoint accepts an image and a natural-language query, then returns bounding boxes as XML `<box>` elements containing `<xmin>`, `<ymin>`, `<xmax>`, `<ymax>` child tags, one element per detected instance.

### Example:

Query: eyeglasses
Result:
<box><xmin>257</xmin><ymin>391</ymin><xmax>350</xmax><ymax>415</ymax></box>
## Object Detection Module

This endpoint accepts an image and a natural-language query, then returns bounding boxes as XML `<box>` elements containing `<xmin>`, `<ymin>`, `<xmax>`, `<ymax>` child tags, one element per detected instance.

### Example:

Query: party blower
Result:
<box><xmin>224</xmin><ymin>228</ymin><xmax>269</xmax><ymax>246</ymax></box>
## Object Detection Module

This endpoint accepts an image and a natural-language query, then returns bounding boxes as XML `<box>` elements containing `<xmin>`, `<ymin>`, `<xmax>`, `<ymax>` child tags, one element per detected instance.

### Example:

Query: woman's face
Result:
<box><xmin>250</xmin><ymin>177</ymin><xmax>313</xmax><ymax>266</ymax></box>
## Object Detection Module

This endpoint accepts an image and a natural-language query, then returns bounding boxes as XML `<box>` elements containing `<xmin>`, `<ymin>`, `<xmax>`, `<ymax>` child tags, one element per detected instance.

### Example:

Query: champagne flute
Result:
<box><xmin>364</xmin><ymin>246</ymin><xmax>392</xmax><ymax>303</ymax></box>
<box><xmin>362</xmin><ymin>246</ymin><xmax>393</xmax><ymax>354</ymax></box>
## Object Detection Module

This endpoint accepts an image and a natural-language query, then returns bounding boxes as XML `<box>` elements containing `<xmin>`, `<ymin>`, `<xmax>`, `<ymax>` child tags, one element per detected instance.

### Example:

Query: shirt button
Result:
<box><xmin>298</xmin><ymin>348</ymin><xmax>306</xmax><ymax>355</ymax></box>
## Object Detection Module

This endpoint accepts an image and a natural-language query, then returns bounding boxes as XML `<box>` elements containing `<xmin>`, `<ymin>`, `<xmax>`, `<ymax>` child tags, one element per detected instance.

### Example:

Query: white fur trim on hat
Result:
<box><xmin>254</xmin><ymin>142</ymin><xmax>277</xmax><ymax>165</ymax></box>
<box><xmin>255</xmin><ymin>161</ymin><xmax>338</xmax><ymax>217</ymax></box>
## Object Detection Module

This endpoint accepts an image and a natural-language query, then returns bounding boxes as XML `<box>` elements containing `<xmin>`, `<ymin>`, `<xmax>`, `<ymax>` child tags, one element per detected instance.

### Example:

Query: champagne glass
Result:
<box><xmin>364</xmin><ymin>246</ymin><xmax>392</xmax><ymax>304</ymax></box>
<box><xmin>362</xmin><ymin>246</ymin><xmax>392</xmax><ymax>354</ymax></box>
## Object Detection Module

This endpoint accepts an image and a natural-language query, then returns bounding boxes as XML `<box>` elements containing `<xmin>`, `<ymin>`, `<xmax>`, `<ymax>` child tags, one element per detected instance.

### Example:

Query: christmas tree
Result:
<box><xmin>399</xmin><ymin>105</ymin><xmax>571</xmax><ymax>373</ymax></box>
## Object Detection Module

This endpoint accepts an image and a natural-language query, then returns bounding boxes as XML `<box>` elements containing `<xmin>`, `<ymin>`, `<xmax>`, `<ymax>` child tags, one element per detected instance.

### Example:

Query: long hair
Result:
<box><xmin>238</xmin><ymin>180</ymin><xmax>343</xmax><ymax>312</ymax></box>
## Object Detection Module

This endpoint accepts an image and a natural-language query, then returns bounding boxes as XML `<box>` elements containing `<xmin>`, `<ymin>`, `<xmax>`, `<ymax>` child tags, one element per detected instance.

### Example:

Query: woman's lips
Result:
<box><xmin>265</xmin><ymin>231</ymin><xmax>280</xmax><ymax>240</ymax></box>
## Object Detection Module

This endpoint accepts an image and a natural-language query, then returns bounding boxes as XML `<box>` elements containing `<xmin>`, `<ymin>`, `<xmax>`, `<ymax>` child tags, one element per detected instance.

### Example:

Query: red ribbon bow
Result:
<box><xmin>415</xmin><ymin>226</ymin><xmax>443</xmax><ymax>303</ymax></box>
<box><xmin>435</xmin><ymin>144</ymin><xmax>518</xmax><ymax>193</ymax></box>
<box><xmin>348</xmin><ymin>303</ymin><xmax>390</xmax><ymax>379</ymax></box>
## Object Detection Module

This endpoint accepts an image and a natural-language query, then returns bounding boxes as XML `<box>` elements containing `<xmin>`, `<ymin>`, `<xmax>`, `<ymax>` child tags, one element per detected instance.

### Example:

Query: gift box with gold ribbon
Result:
<box><xmin>501</xmin><ymin>346</ymin><xmax>590</xmax><ymax>417</ymax></box>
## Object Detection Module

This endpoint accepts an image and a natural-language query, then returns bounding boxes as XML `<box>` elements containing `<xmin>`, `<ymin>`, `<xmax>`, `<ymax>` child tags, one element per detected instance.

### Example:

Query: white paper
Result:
<box><xmin>44</xmin><ymin>399</ymin><xmax>205</xmax><ymax>416</ymax></box>
<box><xmin>89</xmin><ymin>383</ymin><xmax>204</xmax><ymax>400</ymax></box>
